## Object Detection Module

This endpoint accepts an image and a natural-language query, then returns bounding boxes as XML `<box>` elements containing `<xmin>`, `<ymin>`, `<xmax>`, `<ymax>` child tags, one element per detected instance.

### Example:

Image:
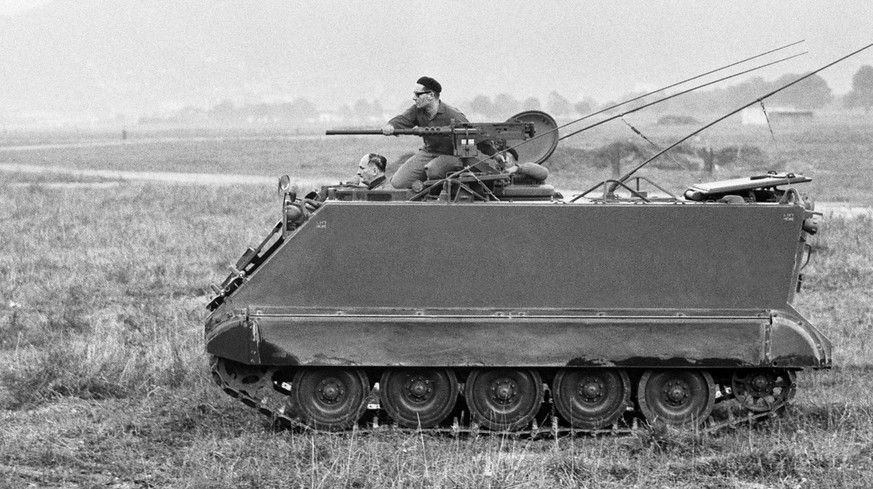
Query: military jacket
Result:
<box><xmin>388</xmin><ymin>101</ymin><xmax>469</xmax><ymax>155</ymax></box>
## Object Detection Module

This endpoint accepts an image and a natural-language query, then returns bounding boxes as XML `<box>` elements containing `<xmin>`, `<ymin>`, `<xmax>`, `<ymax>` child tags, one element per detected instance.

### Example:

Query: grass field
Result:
<box><xmin>0</xmin><ymin>114</ymin><xmax>871</xmax><ymax>487</ymax></box>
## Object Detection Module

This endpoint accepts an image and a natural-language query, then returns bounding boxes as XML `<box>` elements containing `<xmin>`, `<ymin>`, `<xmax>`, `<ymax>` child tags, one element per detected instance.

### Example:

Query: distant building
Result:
<box><xmin>741</xmin><ymin>107</ymin><xmax>814</xmax><ymax>125</ymax></box>
<box><xmin>656</xmin><ymin>114</ymin><xmax>701</xmax><ymax>126</ymax></box>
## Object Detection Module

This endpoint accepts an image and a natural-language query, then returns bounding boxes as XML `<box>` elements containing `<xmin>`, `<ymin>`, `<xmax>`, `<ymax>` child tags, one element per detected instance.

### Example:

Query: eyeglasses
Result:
<box><xmin>413</xmin><ymin>90</ymin><xmax>432</xmax><ymax>98</ymax></box>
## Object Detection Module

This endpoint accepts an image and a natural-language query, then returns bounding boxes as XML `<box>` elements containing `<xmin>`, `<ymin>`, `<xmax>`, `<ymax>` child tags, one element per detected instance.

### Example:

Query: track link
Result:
<box><xmin>211</xmin><ymin>358</ymin><xmax>785</xmax><ymax>436</ymax></box>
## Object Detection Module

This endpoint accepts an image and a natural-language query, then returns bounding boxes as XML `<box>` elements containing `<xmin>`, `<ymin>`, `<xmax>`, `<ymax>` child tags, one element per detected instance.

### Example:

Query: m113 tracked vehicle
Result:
<box><xmin>204</xmin><ymin>107</ymin><xmax>830</xmax><ymax>433</ymax></box>
<box><xmin>203</xmin><ymin>40</ymin><xmax>873</xmax><ymax>432</ymax></box>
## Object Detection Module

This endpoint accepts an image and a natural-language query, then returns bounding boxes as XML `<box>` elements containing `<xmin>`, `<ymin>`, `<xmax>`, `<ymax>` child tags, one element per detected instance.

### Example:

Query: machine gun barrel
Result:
<box><xmin>325</xmin><ymin>126</ymin><xmax>488</xmax><ymax>136</ymax></box>
<box><xmin>325</xmin><ymin>129</ymin><xmax>386</xmax><ymax>135</ymax></box>
<box><xmin>326</xmin><ymin>128</ymin><xmax>415</xmax><ymax>136</ymax></box>
<box><xmin>326</xmin><ymin>122</ymin><xmax>534</xmax><ymax>162</ymax></box>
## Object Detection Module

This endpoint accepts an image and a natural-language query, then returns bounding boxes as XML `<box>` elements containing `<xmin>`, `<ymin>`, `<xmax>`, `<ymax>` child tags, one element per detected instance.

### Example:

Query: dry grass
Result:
<box><xmin>0</xmin><ymin>374</ymin><xmax>871</xmax><ymax>487</ymax></box>
<box><xmin>0</xmin><ymin>117</ymin><xmax>871</xmax><ymax>487</ymax></box>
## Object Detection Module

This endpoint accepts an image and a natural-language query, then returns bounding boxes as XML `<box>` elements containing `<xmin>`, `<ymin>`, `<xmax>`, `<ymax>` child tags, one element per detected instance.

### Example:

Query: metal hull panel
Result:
<box><xmin>205</xmin><ymin>199</ymin><xmax>831</xmax><ymax>369</ymax></box>
<box><xmin>232</xmin><ymin>202</ymin><xmax>805</xmax><ymax>310</ymax></box>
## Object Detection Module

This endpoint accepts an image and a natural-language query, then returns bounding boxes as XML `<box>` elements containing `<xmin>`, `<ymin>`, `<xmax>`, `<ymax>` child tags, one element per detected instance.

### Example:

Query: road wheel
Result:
<box><xmin>637</xmin><ymin>369</ymin><xmax>715</xmax><ymax>426</ymax></box>
<box><xmin>553</xmin><ymin>368</ymin><xmax>631</xmax><ymax>429</ymax></box>
<box><xmin>289</xmin><ymin>367</ymin><xmax>368</xmax><ymax>431</ymax></box>
<box><xmin>380</xmin><ymin>368</ymin><xmax>458</xmax><ymax>428</ymax></box>
<box><xmin>464</xmin><ymin>368</ymin><xmax>543</xmax><ymax>431</ymax></box>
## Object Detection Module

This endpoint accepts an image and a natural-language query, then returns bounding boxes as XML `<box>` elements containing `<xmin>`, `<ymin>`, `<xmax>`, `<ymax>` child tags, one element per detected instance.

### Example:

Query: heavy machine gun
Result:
<box><xmin>326</xmin><ymin>121</ymin><xmax>534</xmax><ymax>159</ymax></box>
<box><xmin>325</xmin><ymin>110</ymin><xmax>559</xmax><ymax>165</ymax></box>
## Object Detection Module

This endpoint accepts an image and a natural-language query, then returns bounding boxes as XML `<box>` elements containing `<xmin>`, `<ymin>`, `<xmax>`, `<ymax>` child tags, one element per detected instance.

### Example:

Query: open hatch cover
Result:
<box><xmin>684</xmin><ymin>172</ymin><xmax>811</xmax><ymax>201</ymax></box>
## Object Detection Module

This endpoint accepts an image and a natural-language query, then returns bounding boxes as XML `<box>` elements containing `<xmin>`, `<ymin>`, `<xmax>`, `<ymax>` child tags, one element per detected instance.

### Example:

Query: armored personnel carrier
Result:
<box><xmin>205</xmin><ymin>111</ymin><xmax>829</xmax><ymax>433</ymax></box>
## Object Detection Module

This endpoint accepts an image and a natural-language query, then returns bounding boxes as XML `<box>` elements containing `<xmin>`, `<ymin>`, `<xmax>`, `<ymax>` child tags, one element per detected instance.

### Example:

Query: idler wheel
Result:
<box><xmin>552</xmin><ymin>368</ymin><xmax>631</xmax><ymax>430</ymax></box>
<box><xmin>380</xmin><ymin>368</ymin><xmax>459</xmax><ymax>429</ymax></box>
<box><xmin>637</xmin><ymin>369</ymin><xmax>715</xmax><ymax>427</ymax></box>
<box><xmin>731</xmin><ymin>369</ymin><xmax>796</xmax><ymax>412</ymax></box>
<box><xmin>289</xmin><ymin>368</ymin><xmax>369</xmax><ymax>431</ymax></box>
<box><xmin>464</xmin><ymin>368</ymin><xmax>544</xmax><ymax>431</ymax></box>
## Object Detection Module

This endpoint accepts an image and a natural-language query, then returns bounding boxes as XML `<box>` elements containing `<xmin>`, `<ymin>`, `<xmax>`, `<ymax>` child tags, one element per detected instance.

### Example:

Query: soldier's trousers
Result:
<box><xmin>389</xmin><ymin>151</ymin><xmax>467</xmax><ymax>189</ymax></box>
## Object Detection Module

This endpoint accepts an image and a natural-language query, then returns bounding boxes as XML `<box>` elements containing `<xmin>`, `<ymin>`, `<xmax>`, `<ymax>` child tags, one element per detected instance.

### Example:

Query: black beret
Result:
<box><xmin>416</xmin><ymin>76</ymin><xmax>442</xmax><ymax>94</ymax></box>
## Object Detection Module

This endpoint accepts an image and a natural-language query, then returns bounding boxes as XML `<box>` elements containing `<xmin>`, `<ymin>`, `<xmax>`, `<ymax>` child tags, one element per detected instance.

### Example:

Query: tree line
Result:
<box><xmin>140</xmin><ymin>65</ymin><xmax>873</xmax><ymax>125</ymax></box>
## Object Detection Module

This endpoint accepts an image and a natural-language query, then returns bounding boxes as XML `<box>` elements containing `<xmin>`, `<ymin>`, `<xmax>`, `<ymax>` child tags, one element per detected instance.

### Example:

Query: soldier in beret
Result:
<box><xmin>382</xmin><ymin>76</ymin><xmax>472</xmax><ymax>189</ymax></box>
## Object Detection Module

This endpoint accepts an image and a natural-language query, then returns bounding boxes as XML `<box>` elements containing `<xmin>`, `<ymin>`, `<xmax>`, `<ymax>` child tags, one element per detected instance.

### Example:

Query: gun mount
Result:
<box><xmin>326</xmin><ymin>110</ymin><xmax>559</xmax><ymax>165</ymax></box>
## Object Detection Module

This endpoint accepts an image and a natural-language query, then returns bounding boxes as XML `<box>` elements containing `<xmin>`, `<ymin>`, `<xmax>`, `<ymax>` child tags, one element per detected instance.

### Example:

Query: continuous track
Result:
<box><xmin>211</xmin><ymin>357</ymin><xmax>788</xmax><ymax>436</ymax></box>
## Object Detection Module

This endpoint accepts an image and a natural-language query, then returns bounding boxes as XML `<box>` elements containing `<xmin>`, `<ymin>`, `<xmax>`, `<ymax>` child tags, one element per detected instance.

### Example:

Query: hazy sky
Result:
<box><xmin>1</xmin><ymin>0</ymin><xmax>872</xmax><ymax>113</ymax></box>
<box><xmin>0</xmin><ymin>0</ymin><xmax>49</xmax><ymax>15</ymax></box>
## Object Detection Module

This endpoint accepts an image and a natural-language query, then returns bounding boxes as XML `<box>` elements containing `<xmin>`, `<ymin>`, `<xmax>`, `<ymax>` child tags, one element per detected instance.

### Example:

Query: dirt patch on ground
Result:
<box><xmin>814</xmin><ymin>202</ymin><xmax>873</xmax><ymax>219</ymax></box>
<box><xmin>0</xmin><ymin>134</ymin><xmax>325</xmax><ymax>153</ymax></box>
<box><xmin>0</xmin><ymin>163</ymin><xmax>326</xmax><ymax>188</ymax></box>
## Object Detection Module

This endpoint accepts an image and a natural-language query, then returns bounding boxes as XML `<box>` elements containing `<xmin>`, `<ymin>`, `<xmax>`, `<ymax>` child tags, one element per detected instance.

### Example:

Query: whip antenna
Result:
<box><xmin>557</xmin><ymin>51</ymin><xmax>806</xmax><ymax>142</ymax></box>
<box><xmin>614</xmin><ymin>41</ymin><xmax>873</xmax><ymax>186</ymax></box>
<box><xmin>501</xmin><ymin>40</ymin><xmax>806</xmax><ymax>154</ymax></box>
<box><xmin>556</xmin><ymin>40</ymin><xmax>805</xmax><ymax>133</ymax></box>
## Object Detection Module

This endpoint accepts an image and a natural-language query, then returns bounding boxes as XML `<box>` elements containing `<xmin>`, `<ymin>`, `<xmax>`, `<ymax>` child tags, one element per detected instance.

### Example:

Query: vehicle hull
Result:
<box><xmin>205</xmin><ymin>200</ymin><xmax>830</xmax><ymax>370</ymax></box>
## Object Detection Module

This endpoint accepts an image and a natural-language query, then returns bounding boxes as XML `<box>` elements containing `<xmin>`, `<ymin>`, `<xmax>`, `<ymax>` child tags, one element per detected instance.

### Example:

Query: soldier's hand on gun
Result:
<box><xmin>381</xmin><ymin>124</ymin><xmax>395</xmax><ymax>136</ymax></box>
